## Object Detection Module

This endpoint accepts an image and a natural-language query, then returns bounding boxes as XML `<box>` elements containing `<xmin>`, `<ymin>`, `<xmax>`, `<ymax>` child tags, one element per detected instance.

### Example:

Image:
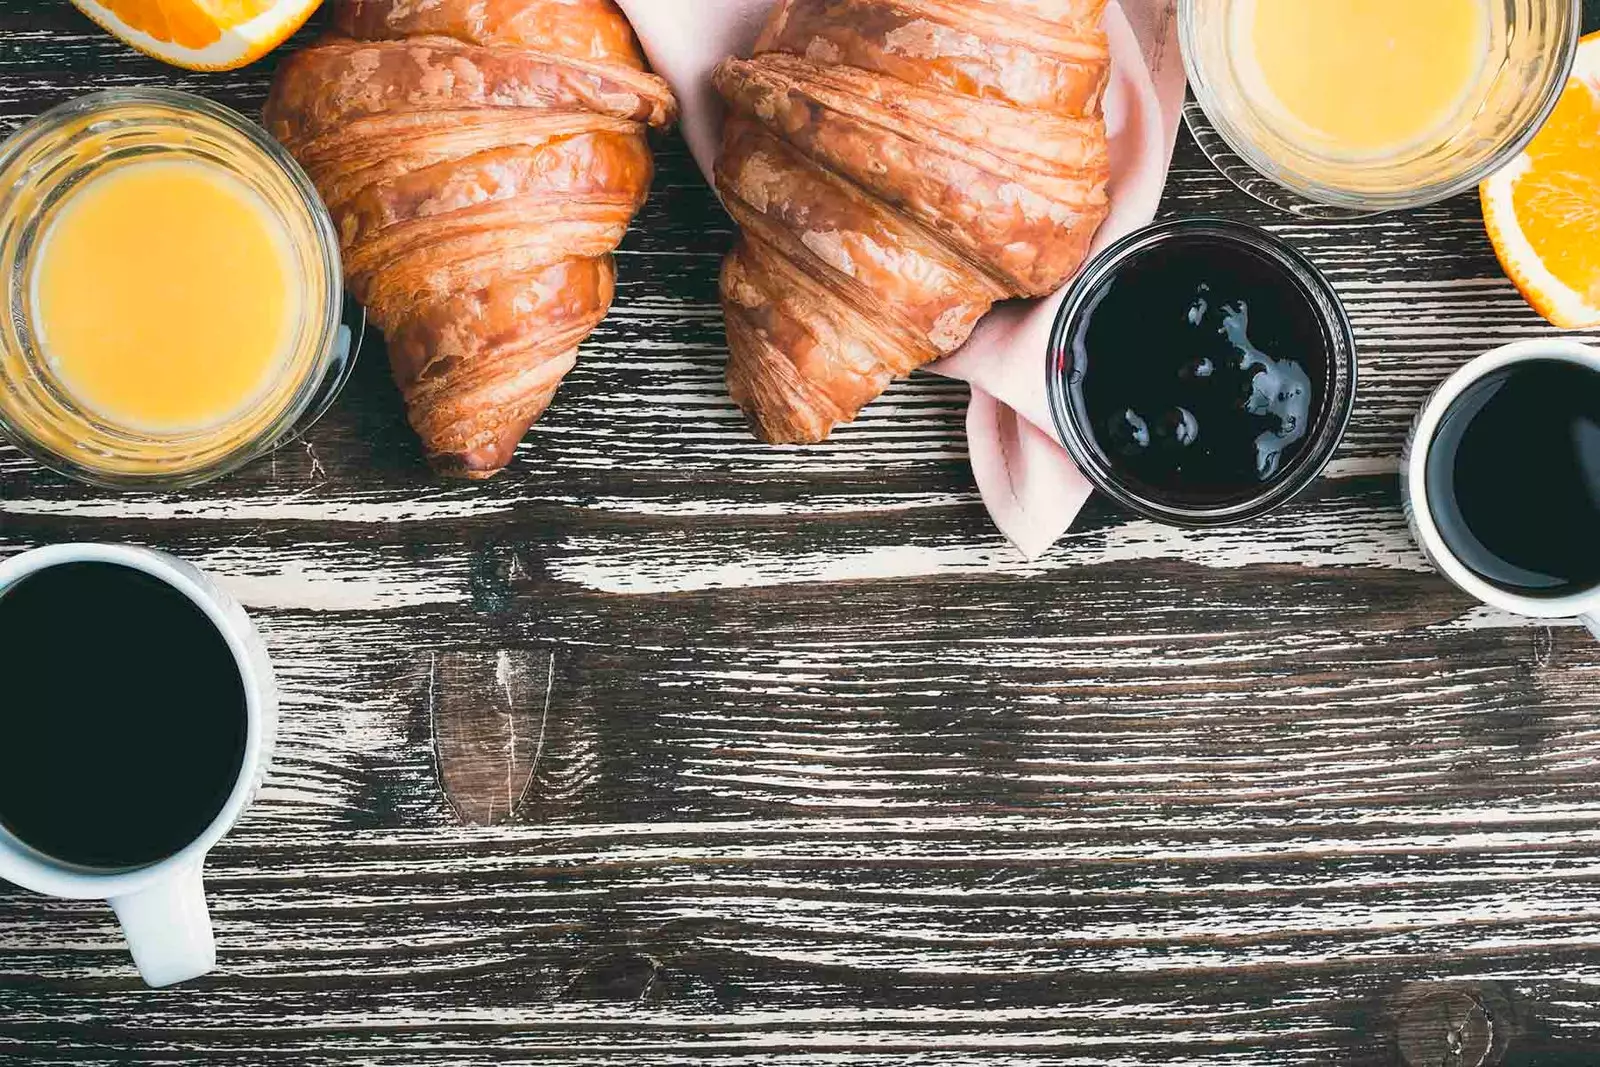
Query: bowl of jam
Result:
<box><xmin>1047</xmin><ymin>218</ymin><xmax>1357</xmax><ymax>527</ymax></box>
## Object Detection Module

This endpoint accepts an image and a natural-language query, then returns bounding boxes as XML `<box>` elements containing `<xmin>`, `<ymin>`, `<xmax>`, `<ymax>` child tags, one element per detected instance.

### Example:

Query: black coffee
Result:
<box><xmin>0</xmin><ymin>562</ymin><xmax>247</xmax><ymax>869</ymax></box>
<box><xmin>1425</xmin><ymin>359</ymin><xmax>1600</xmax><ymax>598</ymax></box>
<box><xmin>1068</xmin><ymin>236</ymin><xmax>1330</xmax><ymax>506</ymax></box>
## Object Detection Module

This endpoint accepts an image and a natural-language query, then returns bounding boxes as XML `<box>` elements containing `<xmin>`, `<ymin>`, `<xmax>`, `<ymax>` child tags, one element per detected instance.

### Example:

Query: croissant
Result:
<box><xmin>714</xmin><ymin>0</ymin><xmax>1113</xmax><ymax>443</ymax></box>
<box><xmin>264</xmin><ymin>0</ymin><xmax>676</xmax><ymax>477</ymax></box>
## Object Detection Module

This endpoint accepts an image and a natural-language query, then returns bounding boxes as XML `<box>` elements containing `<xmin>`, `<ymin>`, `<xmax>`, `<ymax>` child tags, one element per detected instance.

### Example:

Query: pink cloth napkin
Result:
<box><xmin>617</xmin><ymin>0</ymin><xmax>1189</xmax><ymax>558</ymax></box>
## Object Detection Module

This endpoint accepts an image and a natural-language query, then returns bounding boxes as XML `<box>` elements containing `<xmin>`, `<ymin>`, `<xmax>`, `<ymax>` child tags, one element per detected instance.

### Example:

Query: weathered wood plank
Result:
<box><xmin>4</xmin><ymin>2</ymin><xmax>1600</xmax><ymax>1065</ymax></box>
<box><xmin>9</xmin><ymin>818</ymin><xmax>1600</xmax><ymax>1062</ymax></box>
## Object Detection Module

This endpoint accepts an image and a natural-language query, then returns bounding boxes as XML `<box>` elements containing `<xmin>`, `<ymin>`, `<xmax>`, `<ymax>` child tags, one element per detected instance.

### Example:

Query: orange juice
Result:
<box><xmin>1236</xmin><ymin>0</ymin><xmax>1491</xmax><ymax>157</ymax></box>
<box><xmin>31</xmin><ymin>158</ymin><xmax>298</xmax><ymax>432</ymax></box>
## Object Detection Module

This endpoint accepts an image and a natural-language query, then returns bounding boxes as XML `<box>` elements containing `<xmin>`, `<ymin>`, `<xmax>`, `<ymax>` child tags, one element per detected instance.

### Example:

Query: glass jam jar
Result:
<box><xmin>1046</xmin><ymin>219</ymin><xmax>1358</xmax><ymax>527</ymax></box>
<box><xmin>0</xmin><ymin>88</ymin><xmax>354</xmax><ymax>490</ymax></box>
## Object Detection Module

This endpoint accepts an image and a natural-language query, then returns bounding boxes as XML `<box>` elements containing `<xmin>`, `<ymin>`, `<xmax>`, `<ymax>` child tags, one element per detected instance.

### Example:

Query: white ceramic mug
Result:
<box><xmin>0</xmin><ymin>544</ymin><xmax>276</xmax><ymax>987</ymax></box>
<box><xmin>1403</xmin><ymin>339</ymin><xmax>1600</xmax><ymax>640</ymax></box>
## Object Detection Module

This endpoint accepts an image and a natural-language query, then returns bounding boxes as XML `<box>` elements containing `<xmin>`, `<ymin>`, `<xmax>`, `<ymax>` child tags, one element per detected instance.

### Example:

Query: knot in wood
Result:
<box><xmin>561</xmin><ymin>951</ymin><xmax>669</xmax><ymax>1003</ymax></box>
<box><xmin>1393</xmin><ymin>984</ymin><xmax>1512</xmax><ymax>1067</ymax></box>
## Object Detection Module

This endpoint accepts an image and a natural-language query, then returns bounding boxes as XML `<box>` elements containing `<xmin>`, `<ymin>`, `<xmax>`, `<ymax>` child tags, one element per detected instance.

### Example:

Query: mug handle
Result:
<box><xmin>1585</xmin><ymin>613</ymin><xmax>1600</xmax><ymax>642</ymax></box>
<box><xmin>109</xmin><ymin>863</ymin><xmax>215</xmax><ymax>988</ymax></box>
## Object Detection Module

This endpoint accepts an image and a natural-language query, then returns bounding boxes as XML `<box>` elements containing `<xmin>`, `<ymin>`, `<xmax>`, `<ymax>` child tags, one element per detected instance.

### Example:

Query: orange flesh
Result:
<box><xmin>94</xmin><ymin>0</ymin><xmax>277</xmax><ymax>48</ymax></box>
<box><xmin>1511</xmin><ymin>72</ymin><xmax>1600</xmax><ymax>305</ymax></box>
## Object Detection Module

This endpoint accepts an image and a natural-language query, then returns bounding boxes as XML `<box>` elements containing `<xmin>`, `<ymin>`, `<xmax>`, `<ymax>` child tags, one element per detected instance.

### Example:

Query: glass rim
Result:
<box><xmin>1046</xmin><ymin>217</ymin><xmax>1359</xmax><ymax>528</ymax></box>
<box><xmin>0</xmin><ymin>86</ymin><xmax>345</xmax><ymax>491</ymax></box>
<box><xmin>1178</xmin><ymin>0</ymin><xmax>1583</xmax><ymax>214</ymax></box>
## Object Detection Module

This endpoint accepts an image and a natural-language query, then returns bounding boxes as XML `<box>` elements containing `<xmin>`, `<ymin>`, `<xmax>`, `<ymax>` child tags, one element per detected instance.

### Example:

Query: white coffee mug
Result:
<box><xmin>0</xmin><ymin>543</ymin><xmax>276</xmax><ymax>987</ymax></box>
<box><xmin>1403</xmin><ymin>339</ymin><xmax>1600</xmax><ymax>639</ymax></box>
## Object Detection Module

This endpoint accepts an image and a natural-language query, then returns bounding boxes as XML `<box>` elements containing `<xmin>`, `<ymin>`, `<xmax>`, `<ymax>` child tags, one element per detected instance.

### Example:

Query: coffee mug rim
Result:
<box><xmin>1405</xmin><ymin>339</ymin><xmax>1600</xmax><ymax>619</ymax></box>
<box><xmin>0</xmin><ymin>543</ymin><xmax>267</xmax><ymax>899</ymax></box>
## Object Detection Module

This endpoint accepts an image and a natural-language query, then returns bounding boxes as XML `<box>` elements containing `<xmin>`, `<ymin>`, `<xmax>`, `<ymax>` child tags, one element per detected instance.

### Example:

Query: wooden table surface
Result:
<box><xmin>5</xmin><ymin>4</ymin><xmax>1600</xmax><ymax>1064</ymax></box>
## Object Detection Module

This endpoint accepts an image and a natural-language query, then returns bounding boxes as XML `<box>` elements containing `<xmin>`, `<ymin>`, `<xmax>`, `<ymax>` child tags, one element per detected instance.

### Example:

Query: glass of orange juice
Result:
<box><xmin>0</xmin><ymin>88</ymin><xmax>354</xmax><ymax>489</ymax></box>
<box><xmin>1181</xmin><ymin>0</ymin><xmax>1582</xmax><ymax>215</ymax></box>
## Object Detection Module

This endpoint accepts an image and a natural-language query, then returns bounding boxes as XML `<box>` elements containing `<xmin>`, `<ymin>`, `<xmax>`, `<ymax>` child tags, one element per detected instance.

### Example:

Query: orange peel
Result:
<box><xmin>70</xmin><ymin>0</ymin><xmax>321</xmax><ymax>72</ymax></box>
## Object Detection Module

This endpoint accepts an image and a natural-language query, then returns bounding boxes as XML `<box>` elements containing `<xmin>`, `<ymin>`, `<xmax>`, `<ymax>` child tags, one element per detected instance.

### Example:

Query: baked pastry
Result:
<box><xmin>265</xmin><ymin>0</ymin><xmax>677</xmax><ymax>477</ymax></box>
<box><xmin>714</xmin><ymin>0</ymin><xmax>1113</xmax><ymax>443</ymax></box>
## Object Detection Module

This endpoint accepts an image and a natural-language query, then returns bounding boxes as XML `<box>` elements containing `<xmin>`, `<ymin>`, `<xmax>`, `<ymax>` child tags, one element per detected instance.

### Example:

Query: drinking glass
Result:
<box><xmin>1180</xmin><ymin>0</ymin><xmax>1582</xmax><ymax>217</ymax></box>
<box><xmin>0</xmin><ymin>88</ymin><xmax>356</xmax><ymax>490</ymax></box>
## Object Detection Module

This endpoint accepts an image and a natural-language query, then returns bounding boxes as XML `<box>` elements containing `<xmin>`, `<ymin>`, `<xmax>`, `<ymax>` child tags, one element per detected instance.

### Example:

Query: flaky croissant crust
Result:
<box><xmin>715</xmin><ymin>0</ymin><xmax>1113</xmax><ymax>444</ymax></box>
<box><xmin>266</xmin><ymin>0</ymin><xmax>675</xmax><ymax>477</ymax></box>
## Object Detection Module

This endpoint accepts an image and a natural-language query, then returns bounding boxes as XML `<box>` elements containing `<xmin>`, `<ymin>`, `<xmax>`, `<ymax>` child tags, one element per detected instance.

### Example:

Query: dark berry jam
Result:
<box><xmin>1064</xmin><ymin>233</ymin><xmax>1333</xmax><ymax>509</ymax></box>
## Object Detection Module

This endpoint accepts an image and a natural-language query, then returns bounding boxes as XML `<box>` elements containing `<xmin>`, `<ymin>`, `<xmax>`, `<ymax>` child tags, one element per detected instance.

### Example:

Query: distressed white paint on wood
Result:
<box><xmin>4</xmin><ymin>5</ymin><xmax>1600</xmax><ymax>1064</ymax></box>
<box><xmin>0</xmin><ymin>488</ymin><xmax>982</xmax><ymax>523</ymax></box>
<box><xmin>5</xmin><ymin>493</ymin><xmax>1444</xmax><ymax>607</ymax></box>
<box><xmin>549</xmin><ymin>499</ymin><xmax>1429</xmax><ymax>594</ymax></box>
<box><xmin>0</xmin><ymin>539</ymin><xmax>467</xmax><ymax>611</ymax></box>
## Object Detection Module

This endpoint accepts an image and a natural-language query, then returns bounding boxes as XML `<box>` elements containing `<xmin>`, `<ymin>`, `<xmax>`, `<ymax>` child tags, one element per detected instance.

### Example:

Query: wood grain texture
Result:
<box><xmin>4</xmin><ymin>2</ymin><xmax>1600</xmax><ymax>1064</ymax></box>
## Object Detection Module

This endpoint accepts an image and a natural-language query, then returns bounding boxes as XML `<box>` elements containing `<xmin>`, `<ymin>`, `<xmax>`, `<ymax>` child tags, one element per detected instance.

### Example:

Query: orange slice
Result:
<box><xmin>1481</xmin><ymin>31</ymin><xmax>1600</xmax><ymax>329</ymax></box>
<box><xmin>70</xmin><ymin>0</ymin><xmax>322</xmax><ymax>71</ymax></box>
